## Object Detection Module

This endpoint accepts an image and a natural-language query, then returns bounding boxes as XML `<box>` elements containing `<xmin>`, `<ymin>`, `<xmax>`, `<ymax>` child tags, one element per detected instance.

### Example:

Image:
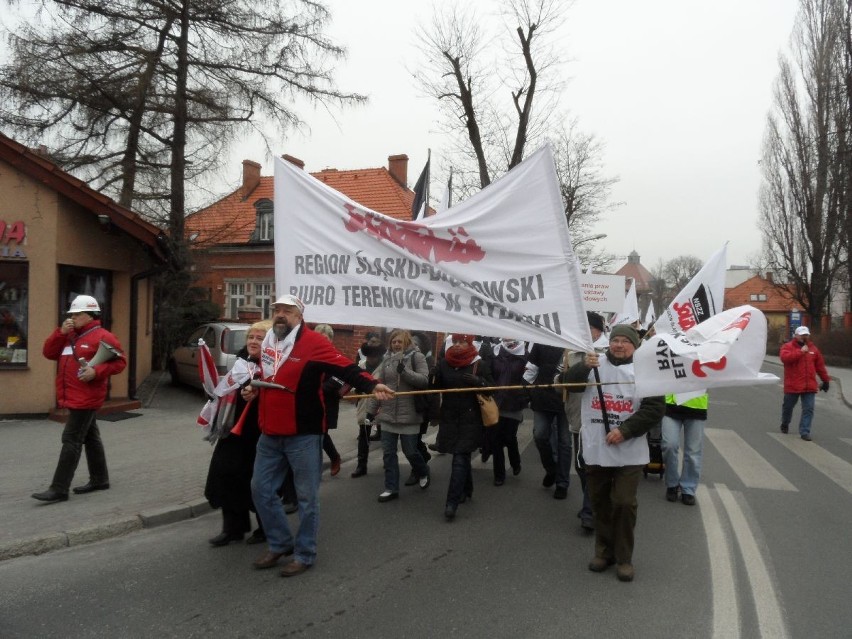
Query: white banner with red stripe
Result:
<box><xmin>274</xmin><ymin>146</ymin><xmax>593</xmax><ymax>353</ymax></box>
<box><xmin>634</xmin><ymin>304</ymin><xmax>778</xmax><ymax>397</ymax></box>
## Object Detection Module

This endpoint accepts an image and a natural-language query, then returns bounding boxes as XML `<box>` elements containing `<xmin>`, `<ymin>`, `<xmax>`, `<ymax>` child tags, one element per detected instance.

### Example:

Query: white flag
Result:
<box><xmin>635</xmin><ymin>305</ymin><xmax>778</xmax><ymax>397</ymax></box>
<box><xmin>653</xmin><ymin>244</ymin><xmax>728</xmax><ymax>335</ymax></box>
<box><xmin>642</xmin><ymin>300</ymin><xmax>656</xmax><ymax>330</ymax></box>
<box><xmin>612</xmin><ymin>278</ymin><xmax>639</xmax><ymax>325</ymax></box>
<box><xmin>274</xmin><ymin>146</ymin><xmax>593</xmax><ymax>352</ymax></box>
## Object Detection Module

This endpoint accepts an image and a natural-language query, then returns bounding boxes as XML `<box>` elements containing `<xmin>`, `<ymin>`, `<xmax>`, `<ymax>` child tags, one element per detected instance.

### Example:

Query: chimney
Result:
<box><xmin>388</xmin><ymin>154</ymin><xmax>408</xmax><ymax>187</ymax></box>
<box><xmin>765</xmin><ymin>271</ymin><xmax>773</xmax><ymax>283</ymax></box>
<box><xmin>282</xmin><ymin>154</ymin><xmax>305</xmax><ymax>170</ymax></box>
<box><xmin>242</xmin><ymin>160</ymin><xmax>261</xmax><ymax>195</ymax></box>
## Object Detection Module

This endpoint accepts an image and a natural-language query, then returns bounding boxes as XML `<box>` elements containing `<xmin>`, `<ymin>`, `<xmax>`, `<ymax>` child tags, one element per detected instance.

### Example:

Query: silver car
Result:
<box><xmin>169</xmin><ymin>322</ymin><xmax>249</xmax><ymax>388</ymax></box>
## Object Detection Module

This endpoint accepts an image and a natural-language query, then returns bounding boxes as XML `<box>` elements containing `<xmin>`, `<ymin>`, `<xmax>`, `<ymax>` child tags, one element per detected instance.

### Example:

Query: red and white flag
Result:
<box><xmin>653</xmin><ymin>244</ymin><xmax>728</xmax><ymax>336</ymax></box>
<box><xmin>634</xmin><ymin>305</ymin><xmax>778</xmax><ymax>397</ymax></box>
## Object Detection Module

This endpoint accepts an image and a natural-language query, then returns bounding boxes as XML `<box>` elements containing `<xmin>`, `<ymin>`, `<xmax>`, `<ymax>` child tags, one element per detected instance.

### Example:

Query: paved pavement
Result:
<box><xmin>1</xmin><ymin>360</ymin><xmax>850</xmax><ymax>562</ymax></box>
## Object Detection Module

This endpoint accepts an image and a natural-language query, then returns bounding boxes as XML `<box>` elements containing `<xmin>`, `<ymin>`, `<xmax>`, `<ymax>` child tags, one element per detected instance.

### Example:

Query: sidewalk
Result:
<box><xmin>0</xmin><ymin>372</ymin><xmax>365</xmax><ymax>561</ymax></box>
<box><xmin>2</xmin><ymin>361</ymin><xmax>850</xmax><ymax>562</ymax></box>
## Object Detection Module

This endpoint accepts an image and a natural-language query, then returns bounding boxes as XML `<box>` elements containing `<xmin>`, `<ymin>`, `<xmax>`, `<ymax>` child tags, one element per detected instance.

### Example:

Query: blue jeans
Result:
<box><xmin>381</xmin><ymin>430</ymin><xmax>429</xmax><ymax>492</ymax></box>
<box><xmin>781</xmin><ymin>392</ymin><xmax>815</xmax><ymax>436</ymax></box>
<box><xmin>251</xmin><ymin>434</ymin><xmax>322</xmax><ymax>565</ymax></box>
<box><xmin>533</xmin><ymin>410</ymin><xmax>571</xmax><ymax>488</ymax></box>
<box><xmin>661</xmin><ymin>415</ymin><xmax>705</xmax><ymax>496</ymax></box>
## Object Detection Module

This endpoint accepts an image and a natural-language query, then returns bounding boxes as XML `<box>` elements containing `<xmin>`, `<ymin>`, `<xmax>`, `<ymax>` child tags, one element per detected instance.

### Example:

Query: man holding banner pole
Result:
<box><xmin>563</xmin><ymin>324</ymin><xmax>664</xmax><ymax>583</ymax></box>
<box><xmin>243</xmin><ymin>294</ymin><xmax>393</xmax><ymax>577</ymax></box>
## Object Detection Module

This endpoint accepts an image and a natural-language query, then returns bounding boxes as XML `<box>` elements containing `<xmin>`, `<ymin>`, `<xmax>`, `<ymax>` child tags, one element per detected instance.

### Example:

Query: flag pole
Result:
<box><xmin>343</xmin><ymin>380</ymin><xmax>631</xmax><ymax>401</ymax></box>
<box><xmin>425</xmin><ymin>148</ymin><xmax>431</xmax><ymax>217</ymax></box>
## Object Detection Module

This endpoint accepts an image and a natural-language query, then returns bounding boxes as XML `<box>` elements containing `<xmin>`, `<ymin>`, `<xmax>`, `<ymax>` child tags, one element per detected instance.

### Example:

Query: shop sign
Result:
<box><xmin>0</xmin><ymin>220</ymin><xmax>27</xmax><ymax>259</ymax></box>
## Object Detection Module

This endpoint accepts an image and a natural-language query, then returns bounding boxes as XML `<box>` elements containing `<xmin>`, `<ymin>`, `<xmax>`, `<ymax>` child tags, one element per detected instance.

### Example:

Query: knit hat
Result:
<box><xmin>609</xmin><ymin>324</ymin><xmax>640</xmax><ymax>348</ymax></box>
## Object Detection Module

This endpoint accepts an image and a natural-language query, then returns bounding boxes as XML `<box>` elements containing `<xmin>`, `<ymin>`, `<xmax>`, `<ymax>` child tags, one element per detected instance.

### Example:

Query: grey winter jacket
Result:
<box><xmin>366</xmin><ymin>348</ymin><xmax>429</xmax><ymax>434</ymax></box>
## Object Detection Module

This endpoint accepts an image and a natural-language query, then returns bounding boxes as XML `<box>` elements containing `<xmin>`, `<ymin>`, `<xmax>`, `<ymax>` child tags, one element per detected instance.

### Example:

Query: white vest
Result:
<box><xmin>580</xmin><ymin>358</ymin><xmax>649</xmax><ymax>467</ymax></box>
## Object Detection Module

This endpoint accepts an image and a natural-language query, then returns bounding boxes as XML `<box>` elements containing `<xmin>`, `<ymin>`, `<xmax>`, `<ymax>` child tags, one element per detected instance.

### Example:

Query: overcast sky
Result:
<box><xmin>3</xmin><ymin>0</ymin><xmax>802</xmax><ymax>272</ymax></box>
<box><xmin>228</xmin><ymin>0</ymin><xmax>802</xmax><ymax>272</ymax></box>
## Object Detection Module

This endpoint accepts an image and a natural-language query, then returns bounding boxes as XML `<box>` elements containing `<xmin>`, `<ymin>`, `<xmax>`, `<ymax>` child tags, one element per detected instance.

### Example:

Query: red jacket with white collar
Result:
<box><xmin>258</xmin><ymin>325</ymin><xmax>377</xmax><ymax>436</ymax></box>
<box><xmin>42</xmin><ymin>320</ymin><xmax>126</xmax><ymax>409</ymax></box>
<box><xmin>779</xmin><ymin>337</ymin><xmax>829</xmax><ymax>394</ymax></box>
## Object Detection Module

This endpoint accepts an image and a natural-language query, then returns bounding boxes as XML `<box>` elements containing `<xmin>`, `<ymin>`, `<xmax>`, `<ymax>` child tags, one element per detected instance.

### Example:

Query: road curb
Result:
<box><xmin>0</xmin><ymin>502</ymin><xmax>215</xmax><ymax>563</ymax></box>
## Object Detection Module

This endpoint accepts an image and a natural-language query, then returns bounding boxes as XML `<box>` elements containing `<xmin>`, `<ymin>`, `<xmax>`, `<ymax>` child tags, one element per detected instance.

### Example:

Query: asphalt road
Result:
<box><xmin>1</xmin><ymin>374</ymin><xmax>850</xmax><ymax>638</ymax></box>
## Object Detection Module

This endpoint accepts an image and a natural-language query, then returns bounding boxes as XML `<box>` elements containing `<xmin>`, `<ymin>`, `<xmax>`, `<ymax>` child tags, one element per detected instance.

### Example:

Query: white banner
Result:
<box><xmin>579</xmin><ymin>273</ymin><xmax>625</xmax><ymax>314</ymax></box>
<box><xmin>613</xmin><ymin>278</ymin><xmax>639</xmax><ymax>325</ymax></box>
<box><xmin>635</xmin><ymin>305</ymin><xmax>778</xmax><ymax>397</ymax></box>
<box><xmin>275</xmin><ymin>146</ymin><xmax>594</xmax><ymax>352</ymax></box>
<box><xmin>642</xmin><ymin>300</ymin><xmax>656</xmax><ymax>330</ymax></box>
<box><xmin>653</xmin><ymin>244</ymin><xmax>728</xmax><ymax>335</ymax></box>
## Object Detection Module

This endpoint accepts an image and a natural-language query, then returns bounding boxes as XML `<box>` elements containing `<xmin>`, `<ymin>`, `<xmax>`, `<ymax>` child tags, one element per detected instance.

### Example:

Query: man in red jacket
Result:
<box><xmin>33</xmin><ymin>295</ymin><xmax>126</xmax><ymax>503</ymax></box>
<box><xmin>779</xmin><ymin>325</ymin><xmax>830</xmax><ymax>441</ymax></box>
<box><xmin>243</xmin><ymin>294</ymin><xmax>393</xmax><ymax>577</ymax></box>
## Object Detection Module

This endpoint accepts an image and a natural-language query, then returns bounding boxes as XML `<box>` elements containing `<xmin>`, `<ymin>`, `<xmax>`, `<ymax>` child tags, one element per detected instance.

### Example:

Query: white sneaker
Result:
<box><xmin>419</xmin><ymin>475</ymin><xmax>430</xmax><ymax>489</ymax></box>
<box><xmin>377</xmin><ymin>490</ymin><xmax>398</xmax><ymax>502</ymax></box>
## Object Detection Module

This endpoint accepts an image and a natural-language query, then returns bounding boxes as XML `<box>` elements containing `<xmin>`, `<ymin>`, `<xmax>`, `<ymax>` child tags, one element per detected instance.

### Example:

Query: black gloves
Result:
<box><xmin>820</xmin><ymin>381</ymin><xmax>830</xmax><ymax>392</ymax></box>
<box><xmin>396</xmin><ymin>360</ymin><xmax>406</xmax><ymax>374</ymax></box>
<box><xmin>461</xmin><ymin>373</ymin><xmax>481</xmax><ymax>387</ymax></box>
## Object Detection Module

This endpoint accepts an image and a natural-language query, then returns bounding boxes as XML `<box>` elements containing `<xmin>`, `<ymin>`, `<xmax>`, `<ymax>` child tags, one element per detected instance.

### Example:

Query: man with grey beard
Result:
<box><xmin>243</xmin><ymin>295</ymin><xmax>393</xmax><ymax>577</ymax></box>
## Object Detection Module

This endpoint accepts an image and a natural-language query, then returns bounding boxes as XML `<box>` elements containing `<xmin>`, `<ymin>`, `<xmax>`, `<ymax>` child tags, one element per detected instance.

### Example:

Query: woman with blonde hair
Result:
<box><xmin>204</xmin><ymin>319</ymin><xmax>271</xmax><ymax>546</ymax></box>
<box><xmin>365</xmin><ymin>329</ymin><xmax>430</xmax><ymax>501</ymax></box>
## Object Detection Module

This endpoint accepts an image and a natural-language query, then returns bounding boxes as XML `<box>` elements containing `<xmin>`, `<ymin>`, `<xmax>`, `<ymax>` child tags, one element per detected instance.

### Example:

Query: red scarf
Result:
<box><xmin>444</xmin><ymin>344</ymin><xmax>478</xmax><ymax>368</ymax></box>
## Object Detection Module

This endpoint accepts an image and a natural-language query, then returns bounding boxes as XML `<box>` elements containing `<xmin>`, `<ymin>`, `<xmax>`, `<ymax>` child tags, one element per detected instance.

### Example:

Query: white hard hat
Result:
<box><xmin>272</xmin><ymin>294</ymin><xmax>304</xmax><ymax>313</ymax></box>
<box><xmin>67</xmin><ymin>295</ymin><xmax>101</xmax><ymax>314</ymax></box>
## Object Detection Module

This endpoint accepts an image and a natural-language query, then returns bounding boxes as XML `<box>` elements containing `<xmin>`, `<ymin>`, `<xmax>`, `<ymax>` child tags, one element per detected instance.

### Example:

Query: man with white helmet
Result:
<box><xmin>779</xmin><ymin>325</ymin><xmax>830</xmax><ymax>441</ymax></box>
<box><xmin>32</xmin><ymin>295</ymin><xmax>126</xmax><ymax>503</ymax></box>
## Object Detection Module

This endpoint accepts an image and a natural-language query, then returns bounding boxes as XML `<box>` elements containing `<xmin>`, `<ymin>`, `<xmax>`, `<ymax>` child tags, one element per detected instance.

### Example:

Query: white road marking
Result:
<box><xmin>704</xmin><ymin>429</ymin><xmax>797</xmax><ymax>491</ymax></box>
<box><xmin>716</xmin><ymin>484</ymin><xmax>790</xmax><ymax>639</ymax></box>
<box><xmin>770</xmin><ymin>433</ymin><xmax>852</xmax><ymax>495</ymax></box>
<box><xmin>697</xmin><ymin>484</ymin><xmax>740</xmax><ymax>639</ymax></box>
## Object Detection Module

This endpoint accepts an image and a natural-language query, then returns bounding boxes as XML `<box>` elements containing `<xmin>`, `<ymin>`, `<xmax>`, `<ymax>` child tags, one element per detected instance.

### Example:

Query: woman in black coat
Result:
<box><xmin>204</xmin><ymin>320</ymin><xmax>270</xmax><ymax>546</ymax></box>
<box><xmin>432</xmin><ymin>333</ymin><xmax>493</xmax><ymax>521</ymax></box>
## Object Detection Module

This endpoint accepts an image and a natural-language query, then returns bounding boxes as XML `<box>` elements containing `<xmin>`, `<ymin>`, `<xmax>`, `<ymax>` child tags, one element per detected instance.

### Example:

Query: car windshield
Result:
<box><xmin>222</xmin><ymin>328</ymin><xmax>248</xmax><ymax>354</ymax></box>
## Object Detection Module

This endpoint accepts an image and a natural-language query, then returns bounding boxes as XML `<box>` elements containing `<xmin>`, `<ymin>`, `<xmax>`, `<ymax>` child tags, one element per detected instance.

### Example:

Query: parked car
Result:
<box><xmin>169</xmin><ymin>322</ymin><xmax>249</xmax><ymax>389</ymax></box>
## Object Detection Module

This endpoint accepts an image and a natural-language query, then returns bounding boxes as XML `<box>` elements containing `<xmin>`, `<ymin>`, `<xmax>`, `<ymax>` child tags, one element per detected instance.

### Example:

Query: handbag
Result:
<box><xmin>470</xmin><ymin>360</ymin><xmax>499</xmax><ymax>427</ymax></box>
<box><xmin>476</xmin><ymin>393</ymin><xmax>499</xmax><ymax>427</ymax></box>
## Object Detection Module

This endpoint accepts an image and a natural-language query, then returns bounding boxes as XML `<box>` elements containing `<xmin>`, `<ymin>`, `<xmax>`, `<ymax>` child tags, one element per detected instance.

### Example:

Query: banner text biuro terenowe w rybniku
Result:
<box><xmin>274</xmin><ymin>145</ymin><xmax>593</xmax><ymax>353</ymax></box>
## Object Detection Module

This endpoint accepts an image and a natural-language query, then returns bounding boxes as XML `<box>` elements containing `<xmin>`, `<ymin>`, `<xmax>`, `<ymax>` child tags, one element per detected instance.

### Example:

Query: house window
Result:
<box><xmin>226</xmin><ymin>282</ymin><xmax>245</xmax><ymax>319</ymax></box>
<box><xmin>0</xmin><ymin>262</ymin><xmax>29</xmax><ymax>367</ymax></box>
<box><xmin>750</xmin><ymin>293</ymin><xmax>767</xmax><ymax>302</ymax></box>
<box><xmin>253</xmin><ymin>282</ymin><xmax>273</xmax><ymax>318</ymax></box>
<box><xmin>251</xmin><ymin>199</ymin><xmax>274</xmax><ymax>242</ymax></box>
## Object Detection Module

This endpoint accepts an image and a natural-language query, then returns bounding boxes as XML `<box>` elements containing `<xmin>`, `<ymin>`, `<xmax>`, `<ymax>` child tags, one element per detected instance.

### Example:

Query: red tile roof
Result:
<box><xmin>724</xmin><ymin>275</ymin><xmax>799</xmax><ymax>312</ymax></box>
<box><xmin>0</xmin><ymin>132</ymin><xmax>167</xmax><ymax>260</ymax></box>
<box><xmin>186</xmin><ymin>164</ymin><xmax>419</xmax><ymax>245</ymax></box>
